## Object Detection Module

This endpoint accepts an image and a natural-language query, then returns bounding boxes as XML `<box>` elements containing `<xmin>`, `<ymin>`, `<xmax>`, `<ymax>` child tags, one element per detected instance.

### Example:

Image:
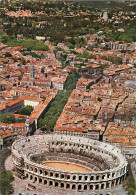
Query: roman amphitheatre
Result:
<box><xmin>12</xmin><ymin>134</ymin><xmax>127</xmax><ymax>192</ymax></box>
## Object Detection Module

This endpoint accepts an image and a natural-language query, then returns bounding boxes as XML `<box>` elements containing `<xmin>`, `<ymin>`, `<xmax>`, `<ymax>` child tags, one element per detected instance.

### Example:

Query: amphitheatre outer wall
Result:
<box><xmin>11</xmin><ymin>134</ymin><xmax>128</xmax><ymax>191</ymax></box>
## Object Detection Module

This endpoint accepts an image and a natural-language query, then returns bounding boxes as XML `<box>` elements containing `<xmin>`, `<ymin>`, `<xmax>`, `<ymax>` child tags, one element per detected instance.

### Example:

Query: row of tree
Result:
<box><xmin>38</xmin><ymin>73</ymin><xmax>80</xmax><ymax>130</ymax></box>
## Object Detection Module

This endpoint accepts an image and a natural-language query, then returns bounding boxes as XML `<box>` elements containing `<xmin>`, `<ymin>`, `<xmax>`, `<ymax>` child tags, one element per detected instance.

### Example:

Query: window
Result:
<box><xmin>67</xmin><ymin>175</ymin><xmax>70</xmax><ymax>179</ymax></box>
<box><xmin>78</xmin><ymin>185</ymin><xmax>82</xmax><ymax>190</ymax></box>
<box><xmin>79</xmin><ymin>176</ymin><xmax>82</xmax><ymax>180</ymax></box>
<box><xmin>102</xmin><ymin>175</ymin><xmax>105</xmax><ymax>179</ymax></box>
<box><xmin>90</xmin><ymin>185</ymin><xmax>93</xmax><ymax>190</ymax></box>
<box><xmin>39</xmin><ymin>178</ymin><xmax>42</xmax><ymax>183</ymax></box>
<box><xmin>55</xmin><ymin>182</ymin><xmax>58</xmax><ymax>187</ymax></box>
<box><xmin>84</xmin><ymin>185</ymin><xmax>87</xmax><ymax>190</ymax></box>
<box><xmin>96</xmin><ymin>175</ymin><xmax>99</xmax><ymax>180</ymax></box>
<box><xmin>72</xmin><ymin>184</ymin><xmax>76</xmax><ymax>189</ymax></box>
<box><xmin>90</xmin><ymin>176</ymin><xmax>94</xmax><ymax>180</ymax></box>
<box><xmin>35</xmin><ymin>177</ymin><xmax>37</xmax><ymax>182</ymax></box>
<box><xmin>30</xmin><ymin>175</ymin><xmax>33</xmax><ymax>180</ymax></box>
<box><xmin>84</xmin><ymin>176</ymin><xmax>88</xmax><ymax>181</ymax></box>
<box><xmin>61</xmin><ymin>174</ymin><xmax>64</xmax><ymax>179</ymax></box>
<box><xmin>61</xmin><ymin>183</ymin><xmax>64</xmax><ymax>188</ymax></box>
<box><xmin>95</xmin><ymin>184</ymin><xmax>99</xmax><ymax>190</ymax></box>
<box><xmin>73</xmin><ymin>175</ymin><xmax>76</xmax><ymax>180</ymax></box>
<box><xmin>50</xmin><ymin>172</ymin><xmax>53</xmax><ymax>177</ymax></box>
<box><xmin>66</xmin><ymin>184</ymin><xmax>70</xmax><ymax>188</ymax></box>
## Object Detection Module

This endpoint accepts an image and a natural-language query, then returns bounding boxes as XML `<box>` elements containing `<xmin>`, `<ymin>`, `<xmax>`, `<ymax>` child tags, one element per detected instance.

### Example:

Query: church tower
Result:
<box><xmin>103</xmin><ymin>11</ymin><xmax>108</xmax><ymax>22</ymax></box>
<box><xmin>30</xmin><ymin>64</ymin><xmax>35</xmax><ymax>79</ymax></box>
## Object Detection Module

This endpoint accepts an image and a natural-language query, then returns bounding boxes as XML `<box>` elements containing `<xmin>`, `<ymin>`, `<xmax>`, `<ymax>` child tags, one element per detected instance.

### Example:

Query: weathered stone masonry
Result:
<box><xmin>12</xmin><ymin>134</ymin><xmax>127</xmax><ymax>191</ymax></box>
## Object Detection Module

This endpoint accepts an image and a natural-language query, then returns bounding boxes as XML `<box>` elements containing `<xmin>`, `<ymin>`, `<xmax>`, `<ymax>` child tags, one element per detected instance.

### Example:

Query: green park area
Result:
<box><xmin>0</xmin><ymin>35</ymin><xmax>49</xmax><ymax>51</ymax></box>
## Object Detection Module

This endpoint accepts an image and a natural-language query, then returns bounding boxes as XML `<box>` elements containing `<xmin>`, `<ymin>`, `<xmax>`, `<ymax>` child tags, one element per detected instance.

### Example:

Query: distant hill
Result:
<box><xmin>67</xmin><ymin>0</ymin><xmax>136</xmax><ymax>11</ymax></box>
<box><xmin>27</xmin><ymin>0</ymin><xmax>136</xmax><ymax>11</ymax></box>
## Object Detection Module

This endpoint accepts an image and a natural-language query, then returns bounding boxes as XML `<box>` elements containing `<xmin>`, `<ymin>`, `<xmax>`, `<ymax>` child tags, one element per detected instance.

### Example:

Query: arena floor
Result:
<box><xmin>42</xmin><ymin>162</ymin><xmax>92</xmax><ymax>172</ymax></box>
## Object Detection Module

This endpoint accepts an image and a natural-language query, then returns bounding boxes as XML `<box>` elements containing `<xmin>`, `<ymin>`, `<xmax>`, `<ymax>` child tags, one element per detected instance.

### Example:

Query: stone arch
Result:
<box><xmin>122</xmin><ymin>175</ymin><xmax>125</xmax><ymax>181</ymax></box>
<box><xmin>84</xmin><ymin>185</ymin><xmax>87</xmax><ymax>190</ymax></box>
<box><xmin>72</xmin><ymin>184</ymin><xmax>76</xmax><ymax>189</ymax></box>
<box><xmin>30</xmin><ymin>175</ymin><xmax>33</xmax><ymax>180</ymax></box>
<box><xmin>96</xmin><ymin>175</ymin><xmax>99</xmax><ymax>180</ymax></box>
<box><xmin>50</xmin><ymin>172</ymin><xmax>53</xmax><ymax>177</ymax></box>
<box><xmin>30</xmin><ymin>167</ymin><xmax>33</xmax><ymax>171</ymax></box>
<box><xmin>34</xmin><ymin>177</ymin><xmax>37</xmax><ymax>182</ymax></box>
<box><xmin>73</xmin><ymin>175</ymin><xmax>76</xmax><ymax>180</ymax></box>
<box><xmin>79</xmin><ymin>176</ymin><xmax>82</xmax><ymax>181</ymax></box>
<box><xmin>55</xmin><ymin>182</ymin><xmax>58</xmax><ymax>187</ymax></box>
<box><xmin>106</xmin><ymin>182</ymin><xmax>110</xmax><ymax>188</ymax></box>
<box><xmin>26</xmin><ymin>165</ymin><xmax>29</xmax><ymax>169</ymax></box>
<box><xmin>95</xmin><ymin>184</ymin><xmax>99</xmax><ymax>190</ymax></box>
<box><xmin>35</xmin><ymin>168</ymin><xmax>37</xmax><ymax>173</ymax></box>
<box><xmin>84</xmin><ymin>176</ymin><xmax>88</xmax><ymax>181</ymax></box>
<box><xmin>112</xmin><ymin>173</ymin><xmax>115</xmax><ymax>177</ymax></box>
<box><xmin>118</xmin><ymin>177</ymin><xmax>121</xmax><ymax>184</ymax></box>
<box><xmin>40</xmin><ymin>170</ymin><xmax>43</xmax><ymax>174</ymax></box>
<box><xmin>90</xmin><ymin>185</ymin><xmax>93</xmax><ymax>190</ymax></box>
<box><xmin>101</xmin><ymin>183</ymin><xmax>104</xmax><ymax>189</ymax></box>
<box><xmin>55</xmin><ymin>173</ymin><xmax>59</xmax><ymax>178</ymax></box>
<box><xmin>90</xmin><ymin>176</ymin><xmax>94</xmax><ymax>180</ymax></box>
<box><xmin>115</xmin><ymin>178</ymin><xmax>119</xmax><ymax>186</ymax></box>
<box><xmin>44</xmin><ymin>180</ymin><xmax>47</xmax><ymax>185</ymax></box>
<box><xmin>61</xmin><ymin>174</ymin><xmax>64</xmax><ymax>179</ymax></box>
<box><xmin>39</xmin><ymin>178</ymin><xmax>42</xmax><ymax>183</ymax></box>
<box><xmin>78</xmin><ymin>184</ymin><xmax>82</xmax><ymax>190</ymax></box>
<box><xmin>45</xmin><ymin>171</ymin><xmax>48</xmax><ymax>175</ymax></box>
<box><xmin>112</xmin><ymin>180</ymin><xmax>115</xmax><ymax>187</ymax></box>
<box><xmin>61</xmin><ymin>183</ymin><xmax>64</xmax><ymax>188</ymax></box>
<box><xmin>102</xmin><ymin>175</ymin><xmax>105</xmax><ymax>179</ymax></box>
<box><xmin>49</xmin><ymin>181</ymin><xmax>53</xmax><ymax>186</ymax></box>
<box><xmin>67</xmin><ymin>175</ymin><xmax>70</xmax><ymax>179</ymax></box>
<box><xmin>66</xmin><ymin>183</ymin><xmax>70</xmax><ymax>189</ymax></box>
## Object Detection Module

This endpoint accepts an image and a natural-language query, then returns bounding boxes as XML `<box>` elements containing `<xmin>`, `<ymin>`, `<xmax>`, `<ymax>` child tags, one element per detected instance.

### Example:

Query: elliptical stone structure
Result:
<box><xmin>12</xmin><ymin>134</ymin><xmax>127</xmax><ymax>192</ymax></box>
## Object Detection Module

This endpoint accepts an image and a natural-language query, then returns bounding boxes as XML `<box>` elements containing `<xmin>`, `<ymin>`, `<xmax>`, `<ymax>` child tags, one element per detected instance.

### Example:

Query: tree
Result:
<box><xmin>0</xmin><ymin>113</ymin><xmax>15</xmax><ymax>124</ymax></box>
<box><xmin>5</xmin><ymin>52</ymin><xmax>12</xmax><ymax>57</ymax></box>
<box><xmin>18</xmin><ymin>105</ymin><xmax>34</xmax><ymax>115</ymax></box>
<box><xmin>0</xmin><ymin>170</ymin><xmax>14</xmax><ymax>195</ymax></box>
<box><xmin>38</xmin><ymin>118</ymin><xmax>45</xmax><ymax>128</ymax></box>
<box><xmin>38</xmin><ymin>73</ymin><xmax>80</xmax><ymax>130</ymax></box>
<box><xmin>21</xmin><ymin>57</ymin><xmax>26</xmax><ymax>65</ymax></box>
